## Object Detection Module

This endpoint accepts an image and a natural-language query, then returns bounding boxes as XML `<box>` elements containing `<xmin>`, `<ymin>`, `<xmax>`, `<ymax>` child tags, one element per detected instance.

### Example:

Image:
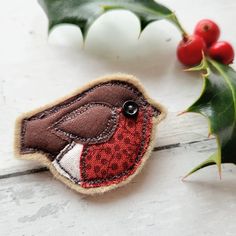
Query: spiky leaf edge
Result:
<box><xmin>183</xmin><ymin>57</ymin><xmax>236</xmax><ymax>179</ymax></box>
<box><xmin>38</xmin><ymin>0</ymin><xmax>186</xmax><ymax>41</ymax></box>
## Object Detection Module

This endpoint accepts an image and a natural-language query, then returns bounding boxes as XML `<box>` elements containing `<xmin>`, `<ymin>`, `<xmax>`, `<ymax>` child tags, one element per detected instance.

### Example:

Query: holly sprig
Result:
<box><xmin>38</xmin><ymin>0</ymin><xmax>236</xmax><ymax>178</ymax></box>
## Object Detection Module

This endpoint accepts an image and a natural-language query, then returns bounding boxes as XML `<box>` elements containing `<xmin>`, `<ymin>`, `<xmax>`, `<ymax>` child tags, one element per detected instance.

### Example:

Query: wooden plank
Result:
<box><xmin>0</xmin><ymin>111</ymin><xmax>211</xmax><ymax>176</ymax></box>
<box><xmin>0</xmin><ymin>3</ymin><xmax>210</xmax><ymax>175</ymax></box>
<box><xmin>0</xmin><ymin>0</ymin><xmax>211</xmax><ymax>176</ymax></box>
<box><xmin>1</xmin><ymin>1</ymin><xmax>236</xmax><ymax>235</ymax></box>
<box><xmin>0</xmin><ymin>140</ymin><xmax>235</xmax><ymax>236</ymax></box>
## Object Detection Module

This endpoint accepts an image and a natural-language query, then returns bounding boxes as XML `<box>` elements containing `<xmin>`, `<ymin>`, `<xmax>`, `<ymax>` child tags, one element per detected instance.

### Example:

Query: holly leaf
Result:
<box><xmin>184</xmin><ymin>58</ymin><xmax>236</xmax><ymax>178</ymax></box>
<box><xmin>38</xmin><ymin>0</ymin><xmax>185</xmax><ymax>39</ymax></box>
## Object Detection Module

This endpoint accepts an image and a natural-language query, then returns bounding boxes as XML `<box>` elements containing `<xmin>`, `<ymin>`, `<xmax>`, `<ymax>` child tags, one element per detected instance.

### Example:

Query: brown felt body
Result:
<box><xmin>21</xmin><ymin>80</ymin><xmax>143</xmax><ymax>160</ymax></box>
<box><xmin>15</xmin><ymin>74</ymin><xmax>166</xmax><ymax>195</ymax></box>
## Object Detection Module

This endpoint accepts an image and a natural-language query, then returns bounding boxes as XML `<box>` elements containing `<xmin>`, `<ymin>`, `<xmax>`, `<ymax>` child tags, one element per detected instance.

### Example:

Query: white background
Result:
<box><xmin>0</xmin><ymin>0</ymin><xmax>236</xmax><ymax>235</ymax></box>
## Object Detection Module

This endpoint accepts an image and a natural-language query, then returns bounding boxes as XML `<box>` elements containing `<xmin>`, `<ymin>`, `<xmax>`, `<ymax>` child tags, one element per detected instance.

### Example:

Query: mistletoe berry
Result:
<box><xmin>194</xmin><ymin>19</ymin><xmax>220</xmax><ymax>47</ymax></box>
<box><xmin>177</xmin><ymin>35</ymin><xmax>206</xmax><ymax>66</ymax></box>
<box><xmin>208</xmin><ymin>41</ymin><xmax>234</xmax><ymax>65</ymax></box>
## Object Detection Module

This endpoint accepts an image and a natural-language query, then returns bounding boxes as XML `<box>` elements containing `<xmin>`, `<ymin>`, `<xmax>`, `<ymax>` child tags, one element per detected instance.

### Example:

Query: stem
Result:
<box><xmin>168</xmin><ymin>13</ymin><xmax>188</xmax><ymax>37</ymax></box>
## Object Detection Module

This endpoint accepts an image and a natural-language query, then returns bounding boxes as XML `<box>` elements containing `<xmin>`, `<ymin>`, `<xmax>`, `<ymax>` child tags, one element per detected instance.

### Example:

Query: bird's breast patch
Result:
<box><xmin>80</xmin><ymin>108</ymin><xmax>153</xmax><ymax>188</ymax></box>
<box><xmin>15</xmin><ymin>75</ymin><xmax>166</xmax><ymax>194</ymax></box>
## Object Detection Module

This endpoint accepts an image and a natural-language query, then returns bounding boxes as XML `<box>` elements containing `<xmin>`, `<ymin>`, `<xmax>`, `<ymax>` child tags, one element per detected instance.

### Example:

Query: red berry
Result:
<box><xmin>177</xmin><ymin>35</ymin><xmax>206</xmax><ymax>66</ymax></box>
<box><xmin>208</xmin><ymin>41</ymin><xmax>234</xmax><ymax>65</ymax></box>
<box><xmin>194</xmin><ymin>19</ymin><xmax>220</xmax><ymax>47</ymax></box>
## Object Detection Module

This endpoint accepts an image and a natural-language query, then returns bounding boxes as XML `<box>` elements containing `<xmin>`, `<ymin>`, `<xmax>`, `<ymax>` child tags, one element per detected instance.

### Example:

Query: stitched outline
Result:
<box><xmin>54</xmin><ymin>142</ymin><xmax>81</xmax><ymax>184</ymax></box>
<box><xmin>26</xmin><ymin>81</ymin><xmax>145</xmax><ymax>121</ymax></box>
<box><xmin>80</xmin><ymin>107</ymin><xmax>152</xmax><ymax>186</ymax></box>
<box><xmin>20</xmin><ymin>81</ymin><xmax>147</xmax><ymax>159</ymax></box>
<box><xmin>50</xmin><ymin>103</ymin><xmax>119</xmax><ymax>144</ymax></box>
<box><xmin>56</xmin><ymin>142</ymin><xmax>76</xmax><ymax>162</ymax></box>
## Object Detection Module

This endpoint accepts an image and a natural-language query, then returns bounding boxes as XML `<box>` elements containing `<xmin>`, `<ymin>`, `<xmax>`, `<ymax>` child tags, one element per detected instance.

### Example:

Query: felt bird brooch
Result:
<box><xmin>15</xmin><ymin>75</ymin><xmax>166</xmax><ymax>194</ymax></box>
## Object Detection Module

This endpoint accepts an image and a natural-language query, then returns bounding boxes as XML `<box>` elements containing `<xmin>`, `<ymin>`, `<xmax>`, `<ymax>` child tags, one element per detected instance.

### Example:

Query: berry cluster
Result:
<box><xmin>177</xmin><ymin>19</ymin><xmax>235</xmax><ymax>66</ymax></box>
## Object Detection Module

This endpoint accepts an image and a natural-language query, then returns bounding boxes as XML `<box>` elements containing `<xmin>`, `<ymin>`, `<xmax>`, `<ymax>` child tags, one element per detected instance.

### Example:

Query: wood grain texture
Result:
<box><xmin>0</xmin><ymin>111</ymin><xmax>210</xmax><ymax>177</ymax></box>
<box><xmin>1</xmin><ymin>0</ymin><xmax>236</xmax><ymax>235</ymax></box>
<box><xmin>0</xmin><ymin>141</ymin><xmax>236</xmax><ymax>236</ymax></box>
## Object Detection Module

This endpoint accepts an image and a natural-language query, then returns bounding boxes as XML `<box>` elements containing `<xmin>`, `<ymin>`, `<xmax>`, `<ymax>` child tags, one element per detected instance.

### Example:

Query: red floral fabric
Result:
<box><xmin>80</xmin><ymin>107</ymin><xmax>153</xmax><ymax>188</ymax></box>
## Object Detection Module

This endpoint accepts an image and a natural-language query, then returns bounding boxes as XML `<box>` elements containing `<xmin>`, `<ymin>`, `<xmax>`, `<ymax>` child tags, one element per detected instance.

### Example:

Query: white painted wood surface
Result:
<box><xmin>1</xmin><ymin>0</ymin><xmax>236</xmax><ymax>235</ymax></box>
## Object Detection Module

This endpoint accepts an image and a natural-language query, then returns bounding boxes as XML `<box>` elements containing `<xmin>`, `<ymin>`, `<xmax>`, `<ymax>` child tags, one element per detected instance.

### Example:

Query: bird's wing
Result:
<box><xmin>50</xmin><ymin>103</ymin><xmax>119</xmax><ymax>145</ymax></box>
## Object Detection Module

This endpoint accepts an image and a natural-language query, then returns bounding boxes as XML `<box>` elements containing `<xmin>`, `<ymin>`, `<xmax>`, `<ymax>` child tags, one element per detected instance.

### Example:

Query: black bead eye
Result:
<box><xmin>122</xmin><ymin>101</ymin><xmax>139</xmax><ymax>118</ymax></box>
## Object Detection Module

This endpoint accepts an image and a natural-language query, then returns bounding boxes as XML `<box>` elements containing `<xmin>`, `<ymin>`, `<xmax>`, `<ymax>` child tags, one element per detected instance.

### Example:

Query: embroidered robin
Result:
<box><xmin>15</xmin><ymin>75</ymin><xmax>166</xmax><ymax>194</ymax></box>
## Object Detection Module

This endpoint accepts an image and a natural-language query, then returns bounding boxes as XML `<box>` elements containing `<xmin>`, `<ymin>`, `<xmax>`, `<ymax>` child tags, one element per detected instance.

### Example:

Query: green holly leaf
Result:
<box><xmin>38</xmin><ymin>0</ymin><xmax>186</xmax><ymax>39</ymax></box>
<box><xmin>184</xmin><ymin>58</ymin><xmax>236</xmax><ymax>178</ymax></box>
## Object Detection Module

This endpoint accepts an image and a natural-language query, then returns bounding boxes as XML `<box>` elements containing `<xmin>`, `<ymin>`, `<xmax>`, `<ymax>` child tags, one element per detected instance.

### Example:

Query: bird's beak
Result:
<box><xmin>150</xmin><ymin>104</ymin><xmax>161</xmax><ymax>118</ymax></box>
<box><xmin>149</xmin><ymin>102</ymin><xmax>166</xmax><ymax>121</ymax></box>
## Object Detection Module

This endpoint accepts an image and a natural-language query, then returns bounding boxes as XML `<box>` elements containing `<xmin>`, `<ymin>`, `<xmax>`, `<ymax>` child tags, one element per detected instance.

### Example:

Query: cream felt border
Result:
<box><xmin>14</xmin><ymin>74</ymin><xmax>167</xmax><ymax>195</ymax></box>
